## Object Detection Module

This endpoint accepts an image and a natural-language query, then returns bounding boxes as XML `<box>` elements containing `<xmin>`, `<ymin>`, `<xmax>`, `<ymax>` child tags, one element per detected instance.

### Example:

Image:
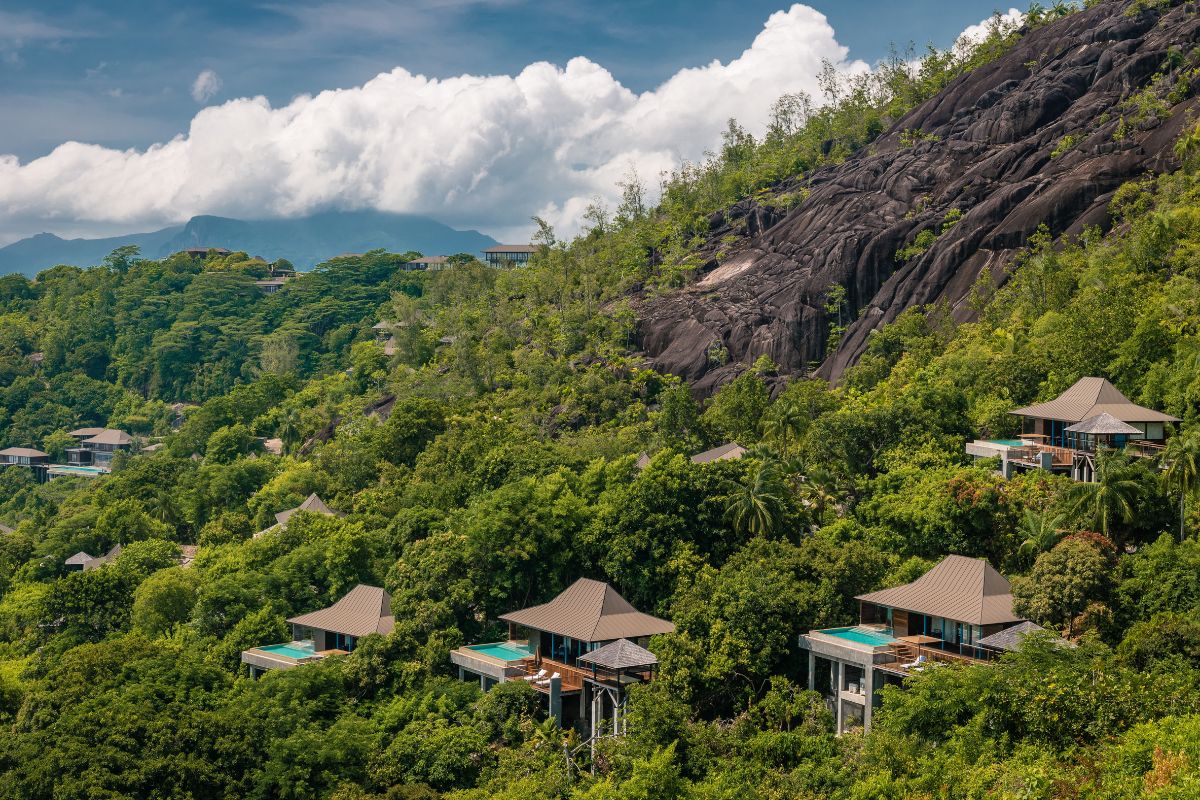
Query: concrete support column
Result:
<box><xmin>834</xmin><ymin>661</ymin><xmax>844</xmax><ymax>734</ymax></box>
<box><xmin>864</xmin><ymin>665</ymin><xmax>874</xmax><ymax>731</ymax></box>
<box><xmin>458</xmin><ymin>667</ymin><xmax>465</xmax><ymax>681</ymax></box>
<box><xmin>479</xmin><ymin>674</ymin><xmax>487</xmax><ymax>691</ymax></box>
<box><xmin>807</xmin><ymin>651</ymin><xmax>816</xmax><ymax>691</ymax></box>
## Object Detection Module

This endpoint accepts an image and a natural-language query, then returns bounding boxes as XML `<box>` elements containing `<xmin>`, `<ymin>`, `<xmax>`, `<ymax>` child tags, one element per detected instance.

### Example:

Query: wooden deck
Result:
<box><xmin>876</xmin><ymin>641</ymin><xmax>988</xmax><ymax>675</ymax></box>
<box><xmin>511</xmin><ymin>656</ymin><xmax>587</xmax><ymax>693</ymax></box>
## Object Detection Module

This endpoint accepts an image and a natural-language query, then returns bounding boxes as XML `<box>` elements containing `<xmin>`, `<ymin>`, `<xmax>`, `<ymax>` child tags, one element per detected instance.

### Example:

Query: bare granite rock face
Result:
<box><xmin>636</xmin><ymin>0</ymin><xmax>1200</xmax><ymax>392</ymax></box>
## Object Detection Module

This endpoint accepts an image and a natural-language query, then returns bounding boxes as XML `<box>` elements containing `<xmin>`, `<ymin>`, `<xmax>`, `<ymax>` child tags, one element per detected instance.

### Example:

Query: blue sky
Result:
<box><xmin>2</xmin><ymin>1</ymin><xmax>1011</xmax><ymax>161</ymax></box>
<box><xmin>0</xmin><ymin>2</ymin><xmax>1023</xmax><ymax>244</ymax></box>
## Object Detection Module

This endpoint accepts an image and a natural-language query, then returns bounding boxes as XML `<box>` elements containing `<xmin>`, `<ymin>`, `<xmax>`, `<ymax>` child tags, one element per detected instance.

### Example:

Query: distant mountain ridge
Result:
<box><xmin>0</xmin><ymin>210</ymin><xmax>499</xmax><ymax>276</ymax></box>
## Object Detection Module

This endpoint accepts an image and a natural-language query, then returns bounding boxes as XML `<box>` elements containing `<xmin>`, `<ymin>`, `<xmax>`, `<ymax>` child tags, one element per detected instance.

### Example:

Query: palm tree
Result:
<box><xmin>725</xmin><ymin>460</ymin><xmax>787</xmax><ymax>537</ymax></box>
<box><xmin>762</xmin><ymin>399</ymin><xmax>805</xmax><ymax>458</ymax></box>
<box><xmin>1067</xmin><ymin>449</ymin><xmax>1141</xmax><ymax>547</ymax></box>
<box><xmin>797</xmin><ymin>466</ymin><xmax>841</xmax><ymax>521</ymax></box>
<box><xmin>1161</xmin><ymin>425</ymin><xmax>1200</xmax><ymax>542</ymax></box>
<box><xmin>277</xmin><ymin>409</ymin><xmax>302</xmax><ymax>456</ymax></box>
<box><xmin>1017</xmin><ymin>507</ymin><xmax>1066</xmax><ymax>564</ymax></box>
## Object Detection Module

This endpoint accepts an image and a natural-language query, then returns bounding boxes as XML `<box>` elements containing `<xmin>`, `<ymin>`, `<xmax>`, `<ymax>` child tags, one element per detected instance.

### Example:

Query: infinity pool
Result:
<box><xmin>989</xmin><ymin>439</ymin><xmax>1028</xmax><ymax>447</ymax></box>
<box><xmin>259</xmin><ymin>642</ymin><xmax>317</xmax><ymax>660</ymax></box>
<box><xmin>469</xmin><ymin>642</ymin><xmax>534</xmax><ymax>662</ymax></box>
<box><xmin>821</xmin><ymin>627</ymin><xmax>896</xmax><ymax>647</ymax></box>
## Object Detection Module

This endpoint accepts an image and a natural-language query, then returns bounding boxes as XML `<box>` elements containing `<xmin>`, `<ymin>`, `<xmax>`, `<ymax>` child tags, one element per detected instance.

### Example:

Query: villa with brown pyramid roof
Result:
<box><xmin>241</xmin><ymin>584</ymin><xmax>394</xmax><ymax>676</ymax></box>
<box><xmin>451</xmin><ymin>578</ymin><xmax>674</xmax><ymax>739</ymax></box>
<box><xmin>254</xmin><ymin>493</ymin><xmax>344</xmax><ymax>538</ymax></box>
<box><xmin>798</xmin><ymin>555</ymin><xmax>1033</xmax><ymax>735</ymax></box>
<box><xmin>965</xmin><ymin>376</ymin><xmax>1180</xmax><ymax>482</ymax></box>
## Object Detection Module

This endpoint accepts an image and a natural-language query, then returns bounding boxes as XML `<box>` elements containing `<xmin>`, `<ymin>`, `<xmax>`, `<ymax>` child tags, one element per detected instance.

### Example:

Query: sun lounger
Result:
<box><xmin>535</xmin><ymin>671</ymin><xmax>560</xmax><ymax>686</ymax></box>
<box><xmin>523</xmin><ymin>669</ymin><xmax>547</xmax><ymax>682</ymax></box>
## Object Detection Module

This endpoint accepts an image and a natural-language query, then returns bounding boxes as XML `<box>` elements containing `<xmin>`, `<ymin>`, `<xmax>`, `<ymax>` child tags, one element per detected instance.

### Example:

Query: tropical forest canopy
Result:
<box><xmin>6</xmin><ymin>4</ymin><xmax>1200</xmax><ymax>798</ymax></box>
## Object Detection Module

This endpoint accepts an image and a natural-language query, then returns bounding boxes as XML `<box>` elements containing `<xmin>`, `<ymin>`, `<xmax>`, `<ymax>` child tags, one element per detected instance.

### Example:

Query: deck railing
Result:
<box><xmin>512</xmin><ymin>656</ymin><xmax>588</xmax><ymax>691</ymax></box>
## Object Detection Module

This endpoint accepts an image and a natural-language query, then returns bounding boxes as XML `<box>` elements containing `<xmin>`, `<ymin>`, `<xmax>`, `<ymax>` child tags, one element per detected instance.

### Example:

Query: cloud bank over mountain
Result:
<box><xmin>0</xmin><ymin>5</ymin><xmax>1016</xmax><ymax>244</ymax></box>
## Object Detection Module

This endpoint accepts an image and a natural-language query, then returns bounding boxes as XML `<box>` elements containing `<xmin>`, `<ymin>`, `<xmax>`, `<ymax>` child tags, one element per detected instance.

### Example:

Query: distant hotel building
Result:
<box><xmin>483</xmin><ymin>245</ymin><xmax>538</xmax><ymax>268</ymax></box>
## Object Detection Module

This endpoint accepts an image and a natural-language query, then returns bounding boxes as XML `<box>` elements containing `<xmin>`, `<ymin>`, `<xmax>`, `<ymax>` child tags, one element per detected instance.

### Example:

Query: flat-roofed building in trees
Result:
<box><xmin>482</xmin><ymin>244</ymin><xmax>537</xmax><ymax>268</ymax></box>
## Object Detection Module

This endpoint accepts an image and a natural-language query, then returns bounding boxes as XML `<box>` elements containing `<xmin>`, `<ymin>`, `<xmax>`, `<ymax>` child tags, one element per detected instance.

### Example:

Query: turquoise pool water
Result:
<box><xmin>822</xmin><ymin>627</ymin><xmax>896</xmax><ymax>647</ymax></box>
<box><xmin>259</xmin><ymin>642</ymin><xmax>317</xmax><ymax>660</ymax></box>
<box><xmin>48</xmin><ymin>465</ymin><xmax>109</xmax><ymax>477</ymax></box>
<box><xmin>470</xmin><ymin>642</ymin><xmax>534</xmax><ymax>661</ymax></box>
<box><xmin>989</xmin><ymin>439</ymin><xmax>1028</xmax><ymax>447</ymax></box>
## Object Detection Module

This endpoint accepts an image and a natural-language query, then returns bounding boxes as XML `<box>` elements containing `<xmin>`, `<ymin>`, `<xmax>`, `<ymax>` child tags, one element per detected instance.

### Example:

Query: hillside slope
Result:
<box><xmin>638</xmin><ymin>0</ymin><xmax>1200</xmax><ymax>390</ymax></box>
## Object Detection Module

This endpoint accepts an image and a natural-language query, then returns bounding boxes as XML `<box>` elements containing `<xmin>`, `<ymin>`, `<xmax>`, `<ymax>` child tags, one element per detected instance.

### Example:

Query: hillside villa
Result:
<box><xmin>482</xmin><ymin>244</ymin><xmax>538</xmax><ymax>268</ymax></box>
<box><xmin>1</xmin><ymin>427</ymin><xmax>134</xmax><ymax>481</ymax></box>
<box><xmin>62</xmin><ymin>428</ymin><xmax>134</xmax><ymax>476</ymax></box>
<box><xmin>241</xmin><ymin>584</ymin><xmax>394</xmax><ymax>676</ymax></box>
<box><xmin>0</xmin><ymin>447</ymin><xmax>50</xmax><ymax>468</ymax></box>
<box><xmin>254</xmin><ymin>493</ymin><xmax>343</xmax><ymax>538</ymax></box>
<box><xmin>451</xmin><ymin>578</ymin><xmax>673</xmax><ymax>739</ymax></box>
<box><xmin>410</xmin><ymin>255</ymin><xmax>449</xmax><ymax>270</ymax></box>
<box><xmin>798</xmin><ymin>555</ymin><xmax>1036</xmax><ymax>734</ymax></box>
<box><xmin>965</xmin><ymin>377</ymin><xmax>1179</xmax><ymax>482</ymax></box>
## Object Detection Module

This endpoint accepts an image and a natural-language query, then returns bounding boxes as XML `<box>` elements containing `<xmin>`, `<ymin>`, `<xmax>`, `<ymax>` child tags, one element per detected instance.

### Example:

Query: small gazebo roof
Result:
<box><xmin>577</xmin><ymin>638</ymin><xmax>659</xmax><ymax>671</ymax></box>
<box><xmin>1065</xmin><ymin>413</ymin><xmax>1142</xmax><ymax>435</ymax></box>
<box><xmin>977</xmin><ymin>621</ymin><xmax>1073</xmax><ymax>652</ymax></box>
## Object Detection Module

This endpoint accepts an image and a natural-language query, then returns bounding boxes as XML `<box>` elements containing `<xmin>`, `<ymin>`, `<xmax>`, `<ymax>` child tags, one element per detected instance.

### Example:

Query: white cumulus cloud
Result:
<box><xmin>0</xmin><ymin>4</ymin><xmax>1004</xmax><ymax>246</ymax></box>
<box><xmin>956</xmin><ymin>8</ymin><xmax>1024</xmax><ymax>47</ymax></box>
<box><xmin>191</xmin><ymin>69</ymin><xmax>223</xmax><ymax>103</ymax></box>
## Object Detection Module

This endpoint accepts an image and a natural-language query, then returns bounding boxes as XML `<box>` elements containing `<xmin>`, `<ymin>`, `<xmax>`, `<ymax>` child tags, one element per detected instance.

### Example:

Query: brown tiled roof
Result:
<box><xmin>287</xmin><ymin>584</ymin><xmax>395</xmax><ymax>638</ymax></box>
<box><xmin>856</xmin><ymin>555</ymin><xmax>1024</xmax><ymax>626</ymax></box>
<box><xmin>65</xmin><ymin>551</ymin><xmax>95</xmax><ymax>566</ymax></box>
<box><xmin>0</xmin><ymin>522</ymin><xmax>13</xmax><ymax>535</ymax></box>
<box><xmin>82</xmin><ymin>544</ymin><xmax>123</xmax><ymax>570</ymax></box>
<box><xmin>84</xmin><ymin>429</ymin><xmax>133</xmax><ymax>446</ymax></box>
<box><xmin>1012</xmin><ymin>377</ymin><xmax>1179</xmax><ymax>423</ymax></box>
<box><xmin>414</xmin><ymin>255</ymin><xmax>448</xmax><ymax>264</ymax></box>
<box><xmin>0</xmin><ymin>447</ymin><xmax>49</xmax><ymax>457</ymax></box>
<box><xmin>635</xmin><ymin>452</ymin><xmax>652</xmax><ymax>470</ymax></box>
<box><xmin>274</xmin><ymin>493</ymin><xmax>342</xmax><ymax>527</ymax></box>
<box><xmin>691</xmin><ymin>443</ymin><xmax>746</xmax><ymax>464</ymax></box>
<box><xmin>500</xmin><ymin>578</ymin><xmax>674</xmax><ymax>643</ymax></box>
<box><xmin>69</xmin><ymin>427</ymin><xmax>106</xmax><ymax>437</ymax></box>
<box><xmin>577</xmin><ymin>638</ymin><xmax>659</xmax><ymax>670</ymax></box>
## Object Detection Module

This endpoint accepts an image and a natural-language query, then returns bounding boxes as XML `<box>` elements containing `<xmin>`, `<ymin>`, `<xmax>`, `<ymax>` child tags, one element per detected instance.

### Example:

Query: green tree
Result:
<box><xmin>1017</xmin><ymin>506</ymin><xmax>1067</xmax><ymax>564</ymax></box>
<box><xmin>1067</xmin><ymin>449</ymin><xmax>1142</xmax><ymax>545</ymax></box>
<box><xmin>1012</xmin><ymin>537</ymin><xmax>1114</xmax><ymax>636</ymax></box>
<box><xmin>724</xmin><ymin>459</ymin><xmax>787</xmax><ymax>537</ymax></box>
<box><xmin>131</xmin><ymin>567</ymin><xmax>200</xmax><ymax>637</ymax></box>
<box><xmin>1161</xmin><ymin>425</ymin><xmax>1200</xmax><ymax>542</ymax></box>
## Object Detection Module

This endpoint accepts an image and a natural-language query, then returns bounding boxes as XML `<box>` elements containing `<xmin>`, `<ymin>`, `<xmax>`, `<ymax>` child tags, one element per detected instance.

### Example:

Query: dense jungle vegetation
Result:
<box><xmin>7</xmin><ymin>5</ymin><xmax>1200</xmax><ymax>798</ymax></box>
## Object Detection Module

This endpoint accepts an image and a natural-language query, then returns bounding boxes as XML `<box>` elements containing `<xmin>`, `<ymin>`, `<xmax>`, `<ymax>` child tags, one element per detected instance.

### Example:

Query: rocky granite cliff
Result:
<box><xmin>637</xmin><ymin>0</ymin><xmax>1200</xmax><ymax>392</ymax></box>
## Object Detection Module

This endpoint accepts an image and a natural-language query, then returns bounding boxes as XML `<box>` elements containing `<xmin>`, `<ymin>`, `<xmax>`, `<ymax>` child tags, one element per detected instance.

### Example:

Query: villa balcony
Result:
<box><xmin>510</xmin><ymin>656</ymin><xmax>588</xmax><ymax>693</ymax></box>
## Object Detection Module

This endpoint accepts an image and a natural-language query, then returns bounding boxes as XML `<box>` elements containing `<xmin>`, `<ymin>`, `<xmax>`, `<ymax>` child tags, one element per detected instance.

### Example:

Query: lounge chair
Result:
<box><xmin>535</xmin><ymin>671</ymin><xmax>560</xmax><ymax>686</ymax></box>
<box><xmin>901</xmin><ymin>655</ymin><xmax>927</xmax><ymax>670</ymax></box>
<box><xmin>523</xmin><ymin>669</ymin><xmax>547</xmax><ymax>682</ymax></box>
